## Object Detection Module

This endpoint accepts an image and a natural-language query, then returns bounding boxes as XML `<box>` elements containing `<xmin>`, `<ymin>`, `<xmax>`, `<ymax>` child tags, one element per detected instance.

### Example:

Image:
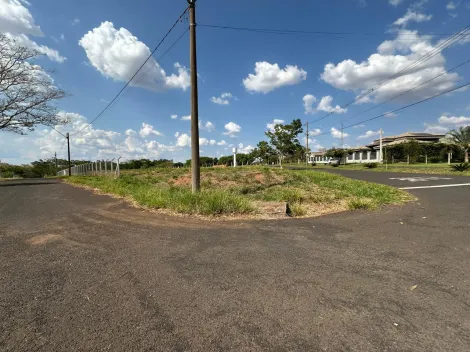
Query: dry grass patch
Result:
<box><xmin>65</xmin><ymin>167</ymin><xmax>413</xmax><ymax>219</ymax></box>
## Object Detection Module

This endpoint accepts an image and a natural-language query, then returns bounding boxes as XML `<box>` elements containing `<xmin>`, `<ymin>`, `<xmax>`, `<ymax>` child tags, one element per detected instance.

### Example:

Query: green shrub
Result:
<box><xmin>429</xmin><ymin>156</ymin><xmax>441</xmax><ymax>163</ymax></box>
<box><xmin>364</xmin><ymin>163</ymin><xmax>378</xmax><ymax>169</ymax></box>
<box><xmin>451</xmin><ymin>163</ymin><xmax>470</xmax><ymax>172</ymax></box>
<box><xmin>288</xmin><ymin>203</ymin><xmax>307</xmax><ymax>217</ymax></box>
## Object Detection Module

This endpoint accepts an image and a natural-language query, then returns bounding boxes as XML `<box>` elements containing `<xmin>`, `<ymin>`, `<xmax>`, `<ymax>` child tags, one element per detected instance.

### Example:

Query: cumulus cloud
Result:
<box><xmin>243</xmin><ymin>61</ymin><xmax>307</xmax><ymax>93</ymax></box>
<box><xmin>393</xmin><ymin>9</ymin><xmax>432</xmax><ymax>26</ymax></box>
<box><xmin>181</xmin><ymin>115</ymin><xmax>191</xmax><ymax>121</ymax></box>
<box><xmin>79</xmin><ymin>22</ymin><xmax>190</xmax><ymax>91</ymax></box>
<box><xmin>357</xmin><ymin>130</ymin><xmax>381</xmax><ymax>140</ymax></box>
<box><xmin>309</xmin><ymin>129</ymin><xmax>322</xmax><ymax>136</ymax></box>
<box><xmin>438</xmin><ymin>115</ymin><xmax>470</xmax><ymax>125</ymax></box>
<box><xmin>303</xmin><ymin>94</ymin><xmax>317</xmax><ymax>114</ymax></box>
<box><xmin>0</xmin><ymin>111</ymin><xmax>187</xmax><ymax>163</ymax></box>
<box><xmin>424</xmin><ymin>114</ymin><xmax>470</xmax><ymax>133</ymax></box>
<box><xmin>266</xmin><ymin>119</ymin><xmax>285</xmax><ymax>131</ymax></box>
<box><xmin>223</xmin><ymin>122</ymin><xmax>241</xmax><ymax>137</ymax></box>
<box><xmin>237</xmin><ymin>143</ymin><xmax>254</xmax><ymax>154</ymax></box>
<box><xmin>321</xmin><ymin>29</ymin><xmax>461</xmax><ymax>103</ymax></box>
<box><xmin>139</xmin><ymin>122</ymin><xmax>162</xmax><ymax>138</ymax></box>
<box><xmin>217</xmin><ymin>140</ymin><xmax>227</xmax><ymax>146</ymax></box>
<box><xmin>211</xmin><ymin>92</ymin><xmax>235</xmax><ymax>105</ymax></box>
<box><xmin>447</xmin><ymin>1</ymin><xmax>459</xmax><ymax>10</ymax></box>
<box><xmin>0</xmin><ymin>0</ymin><xmax>65</xmax><ymax>62</ymax></box>
<box><xmin>303</xmin><ymin>94</ymin><xmax>346</xmax><ymax>114</ymax></box>
<box><xmin>201</xmin><ymin>121</ymin><xmax>215</xmax><ymax>132</ymax></box>
<box><xmin>331</xmin><ymin>127</ymin><xmax>349</xmax><ymax>139</ymax></box>
<box><xmin>175</xmin><ymin>133</ymin><xmax>191</xmax><ymax>147</ymax></box>
<box><xmin>171</xmin><ymin>114</ymin><xmax>178</xmax><ymax>119</ymax></box>
<box><xmin>389</xmin><ymin>0</ymin><xmax>404</xmax><ymax>6</ymax></box>
<box><xmin>0</xmin><ymin>0</ymin><xmax>42</xmax><ymax>36</ymax></box>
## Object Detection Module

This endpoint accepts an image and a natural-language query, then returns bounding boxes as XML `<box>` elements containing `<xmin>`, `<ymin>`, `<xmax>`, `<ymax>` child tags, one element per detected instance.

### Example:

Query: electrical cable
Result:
<box><xmin>311</xmin><ymin>81</ymin><xmax>470</xmax><ymax>138</ymax></box>
<box><xmin>73</xmin><ymin>7</ymin><xmax>189</xmax><ymax>137</ymax></box>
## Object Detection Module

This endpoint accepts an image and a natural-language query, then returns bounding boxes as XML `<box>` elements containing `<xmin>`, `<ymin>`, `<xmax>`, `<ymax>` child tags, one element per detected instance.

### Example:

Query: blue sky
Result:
<box><xmin>1</xmin><ymin>0</ymin><xmax>470</xmax><ymax>163</ymax></box>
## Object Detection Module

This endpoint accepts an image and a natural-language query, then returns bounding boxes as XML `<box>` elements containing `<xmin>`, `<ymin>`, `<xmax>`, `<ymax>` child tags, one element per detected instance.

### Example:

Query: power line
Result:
<box><xmin>311</xmin><ymin>81</ymin><xmax>470</xmax><ymax>139</ymax></box>
<box><xmin>341</xmin><ymin>56</ymin><xmax>470</xmax><ymax>124</ymax></box>
<box><xmin>306</xmin><ymin>24</ymin><xmax>470</xmax><ymax>126</ymax></box>
<box><xmin>73</xmin><ymin>7</ymin><xmax>189</xmax><ymax>137</ymax></box>
<box><xmin>86</xmin><ymin>27</ymin><xmax>190</xmax><ymax>129</ymax></box>
<box><xmin>198</xmin><ymin>23</ymin><xmax>467</xmax><ymax>37</ymax></box>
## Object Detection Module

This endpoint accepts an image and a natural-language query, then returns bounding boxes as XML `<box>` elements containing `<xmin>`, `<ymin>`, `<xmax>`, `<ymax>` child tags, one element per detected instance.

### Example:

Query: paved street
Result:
<box><xmin>1</xmin><ymin>176</ymin><xmax>470</xmax><ymax>351</ymax></box>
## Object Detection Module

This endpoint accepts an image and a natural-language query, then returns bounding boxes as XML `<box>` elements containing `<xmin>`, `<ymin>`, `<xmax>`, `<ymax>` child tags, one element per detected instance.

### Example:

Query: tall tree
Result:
<box><xmin>252</xmin><ymin>141</ymin><xmax>275</xmax><ymax>164</ymax></box>
<box><xmin>0</xmin><ymin>35</ymin><xmax>67</xmax><ymax>134</ymax></box>
<box><xmin>265</xmin><ymin>119</ymin><xmax>303</xmax><ymax>164</ymax></box>
<box><xmin>447</xmin><ymin>126</ymin><xmax>470</xmax><ymax>162</ymax></box>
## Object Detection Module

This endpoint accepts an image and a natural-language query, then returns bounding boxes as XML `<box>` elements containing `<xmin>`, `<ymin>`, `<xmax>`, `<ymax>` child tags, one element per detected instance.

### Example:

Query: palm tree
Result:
<box><xmin>447</xmin><ymin>126</ymin><xmax>470</xmax><ymax>163</ymax></box>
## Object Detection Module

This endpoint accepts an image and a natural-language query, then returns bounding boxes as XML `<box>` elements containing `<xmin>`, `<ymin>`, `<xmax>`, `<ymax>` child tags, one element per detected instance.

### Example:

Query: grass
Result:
<box><xmin>309</xmin><ymin>162</ymin><xmax>470</xmax><ymax>176</ymax></box>
<box><xmin>65</xmin><ymin>167</ymin><xmax>413</xmax><ymax>218</ymax></box>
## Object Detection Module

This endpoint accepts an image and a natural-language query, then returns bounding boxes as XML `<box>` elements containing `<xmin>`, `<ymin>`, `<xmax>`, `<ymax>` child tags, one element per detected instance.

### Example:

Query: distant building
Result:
<box><xmin>308</xmin><ymin>132</ymin><xmax>446</xmax><ymax>164</ymax></box>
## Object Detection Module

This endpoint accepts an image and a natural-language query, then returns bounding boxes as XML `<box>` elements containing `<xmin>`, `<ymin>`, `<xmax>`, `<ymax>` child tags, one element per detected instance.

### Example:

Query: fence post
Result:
<box><xmin>116</xmin><ymin>157</ymin><xmax>121</xmax><ymax>178</ymax></box>
<box><xmin>111</xmin><ymin>158</ymin><xmax>115</xmax><ymax>174</ymax></box>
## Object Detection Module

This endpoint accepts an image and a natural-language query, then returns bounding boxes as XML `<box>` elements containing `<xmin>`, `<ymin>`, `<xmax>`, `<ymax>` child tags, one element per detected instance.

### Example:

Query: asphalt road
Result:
<box><xmin>1</xmin><ymin>176</ymin><xmax>469</xmax><ymax>351</ymax></box>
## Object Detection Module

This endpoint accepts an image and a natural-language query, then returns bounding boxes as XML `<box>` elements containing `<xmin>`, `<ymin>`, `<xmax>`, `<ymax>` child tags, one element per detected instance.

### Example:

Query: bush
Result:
<box><xmin>364</xmin><ymin>163</ymin><xmax>378</xmax><ymax>169</ymax></box>
<box><xmin>331</xmin><ymin>163</ymin><xmax>340</xmax><ymax>167</ymax></box>
<box><xmin>311</xmin><ymin>162</ymin><xmax>317</xmax><ymax>167</ymax></box>
<box><xmin>451</xmin><ymin>163</ymin><xmax>470</xmax><ymax>172</ymax></box>
<box><xmin>429</xmin><ymin>156</ymin><xmax>441</xmax><ymax>164</ymax></box>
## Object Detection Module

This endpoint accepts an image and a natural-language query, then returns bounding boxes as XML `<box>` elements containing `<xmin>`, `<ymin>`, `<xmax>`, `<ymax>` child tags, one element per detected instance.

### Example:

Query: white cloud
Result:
<box><xmin>393</xmin><ymin>10</ymin><xmax>432</xmax><ymax>26</ymax></box>
<box><xmin>139</xmin><ymin>122</ymin><xmax>162</xmax><ymax>138</ymax></box>
<box><xmin>217</xmin><ymin>140</ymin><xmax>227</xmax><ymax>146</ymax></box>
<box><xmin>4</xmin><ymin>33</ymin><xmax>66</xmax><ymax>62</ymax></box>
<box><xmin>266</xmin><ymin>119</ymin><xmax>285</xmax><ymax>131</ymax></box>
<box><xmin>171</xmin><ymin>114</ymin><xmax>178</xmax><ymax>120</ymax></box>
<box><xmin>384</xmin><ymin>112</ymin><xmax>399</xmax><ymax>118</ymax></box>
<box><xmin>447</xmin><ymin>1</ymin><xmax>459</xmax><ymax>10</ymax></box>
<box><xmin>0</xmin><ymin>0</ymin><xmax>42</xmax><ymax>36</ymax></box>
<box><xmin>209</xmin><ymin>140</ymin><xmax>217</xmax><ymax>146</ymax></box>
<box><xmin>303</xmin><ymin>94</ymin><xmax>317</xmax><ymax>114</ymax></box>
<box><xmin>424</xmin><ymin>124</ymin><xmax>450</xmax><ymax>134</ymax></box>
<box><xmin>309</xmin><ymin>129</ymin><xmax>322</xmax><ymax>136</ymax></box>
<box><xmin>389</xmin><ymin>0</ymin><xmax>404</xmax><ymax>6</ymax></box>
<box><xmin>223</xmin><ymin>122</ymin><xmax>241</xmax><ymax>137</ymax></box>
<box><xmin>0</xmin><ymin>111</ymin><xmax>190</xmax><ymax>163</ymax></box>
<box><xmin>72</xmin><ymin>18</ymin><xmax>80</xmax><ymax>26</ymax></box>
<box><xmin>438</xmin><ymin>115</ymin><xmax>470</xmax><ymax>125</ymax></box>
<box><xmin>424</xmin><ymin>114</ymin><xmax>470</xmax><ymax>133</ymax></box>
<box><xmin>331</xmin><ymin>127</ymin><xmax>349</xmax><ymax>139</ymax></box>
<box><xmin>304</xmin><ymin>137</ymin><xmax>324</xmax><ymax>151</ymax></box>
<box><xmin>202</xmin><ymin>121</ymin><xmax>215</xmax><ymax>132</ymax></box>
<box><xmin>175</xmin><ymin>133</ymin><xmax>191</xmax><ymax>147</ymax></box>
<box><xmin>321</xmin><ymin>29</ymin><xmax>460</xmax><ymax>103</ymax></box>
<box><xmin>357</xmin><ymin>130</ymin><xmax>381</xmax><ymax>140</ymax></box>
<box><xmin>211</xmin><ymin>92</ymin><xmax>234</xmax><ymax>105</ymax></box>
<box><xmin>237</xmin><ymin>143</ymin><xmax>254</xmax><ymax>154</ymax></box>
<box><xmin>243</xmin><ymin>61</ymin><xmax>307</xmax><ymax>93</ymax></box>
<box><xmin>79</xmin><ymin>22</ymin><xmax>190</xmax><ymax>92</ymax></box>
<box><xmin>181</xmin><ymin>115</ymin><xmax>191</xmax><ymax>121</ymax></box>
<box><xmin>303</xmin><ymin>94</ymin><xmax>346</xmax><ymax>114</ymax></box>
<box><xmin>317</xmin><ymin>96</ymin><xmax>347</xmax><ymax>114</ymax></box>
<box><xmin>0</xmin><ymin>1</ymin><xmax>65</xmax><ymax>63</ymax></box>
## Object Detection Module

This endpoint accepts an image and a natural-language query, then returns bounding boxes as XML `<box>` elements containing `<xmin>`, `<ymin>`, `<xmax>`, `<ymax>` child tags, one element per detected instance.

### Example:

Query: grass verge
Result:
<box><xmin>65</xmin><ymin>167</ymin><xmax>413</xmax><ymax>219</ymax></box>
<box><xmin>308</xmin><ymin>163</ymin><xmax>470</xmax><ymax>176</ymax></box>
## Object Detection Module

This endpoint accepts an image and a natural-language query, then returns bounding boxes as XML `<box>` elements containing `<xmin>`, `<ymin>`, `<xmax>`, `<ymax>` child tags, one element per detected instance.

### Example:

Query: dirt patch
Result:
<box><xmin>170</xmin><ymin>175</ymin><xmax>191</xmax><ymax>186</ymax></box>
<box><xmin>254</xmin><ymin>173</ymin><xmax>265</xmax><ymax>183</ymax></box>
<box><xmin>26</xmin><ymin>234</ymin><xmax>63</xmax><ymax>245</ymax></box>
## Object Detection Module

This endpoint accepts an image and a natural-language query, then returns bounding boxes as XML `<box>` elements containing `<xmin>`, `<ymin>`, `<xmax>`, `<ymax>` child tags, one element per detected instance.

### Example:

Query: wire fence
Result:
<box><xmin>57</xmin><ymin>158</ymin><xmax>122</xmax><ymax>177</ymax></box>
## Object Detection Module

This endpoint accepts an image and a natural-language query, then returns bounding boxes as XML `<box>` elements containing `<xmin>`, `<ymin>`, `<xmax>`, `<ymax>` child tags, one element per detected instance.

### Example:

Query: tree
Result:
<box><xmin>402</xmin><ymin>140</ymin><xmax>422</xmax><ymax>164</ymax></box>
<box><xmin>0</xmin><ymin>35</ymin><xmax>67</xmax><ymax>134</ymax></box>
<box><xmin>325</xmin><ymin>148</ymin><xmax>352</xmax><ymax>165</ymax></box>
<box><xmin>265</xmin><ymin>119</ymin><xmax>303</xmax><ymax>165</ymax></box>
<box><xmin>447</xmin><ymin>126</ymin><xmax>470</xmax><ymax>163</ymax></box>
<box><xmin>251</xmin><ymin>141</ymin><xmax>275</xmax><ymax>164</ymax></box>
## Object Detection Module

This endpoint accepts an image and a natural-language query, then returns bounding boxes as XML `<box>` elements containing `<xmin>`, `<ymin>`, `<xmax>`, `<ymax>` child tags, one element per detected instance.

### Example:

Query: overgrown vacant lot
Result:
<box><xmin>66</xmin><ymin>167</ymin><xmax>412</xmax><ymax>219</ymax></box>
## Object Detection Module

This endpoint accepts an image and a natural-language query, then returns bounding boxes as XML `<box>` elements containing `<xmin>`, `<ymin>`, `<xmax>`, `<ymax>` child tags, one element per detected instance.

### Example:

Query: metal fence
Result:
<box><xmin>57</xmin><ymin>158</ymin><xmax>122</xmax><ymax>177</ymax></box>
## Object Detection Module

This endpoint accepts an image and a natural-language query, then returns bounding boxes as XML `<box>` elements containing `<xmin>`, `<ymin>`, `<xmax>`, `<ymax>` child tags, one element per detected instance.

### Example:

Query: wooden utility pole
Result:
<box><xmin>66</xmin><ymin>133</ymin><xmax>71</xmax><ymax>176</ymax></box>
<box><xmin>305</xmin><ymin>121</ymin><xmax>309</xmax><ymax>169</ymax></box>
<box><xmin>188</xmin><ymin>0</ymin><xmax>200</xmax><ymax>193</ymax></box>
<box><xmin>54</xmin><ymin>152</ymin><xmax>58</xmax><ymax>174</ymax></box>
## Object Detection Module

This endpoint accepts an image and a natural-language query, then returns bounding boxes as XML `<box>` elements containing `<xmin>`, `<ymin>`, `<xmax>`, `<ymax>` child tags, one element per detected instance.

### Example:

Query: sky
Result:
<box><xmin>1</xmin><ymin>0</ymin><xmax>470</xmax><ymax>164</ymax></box>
